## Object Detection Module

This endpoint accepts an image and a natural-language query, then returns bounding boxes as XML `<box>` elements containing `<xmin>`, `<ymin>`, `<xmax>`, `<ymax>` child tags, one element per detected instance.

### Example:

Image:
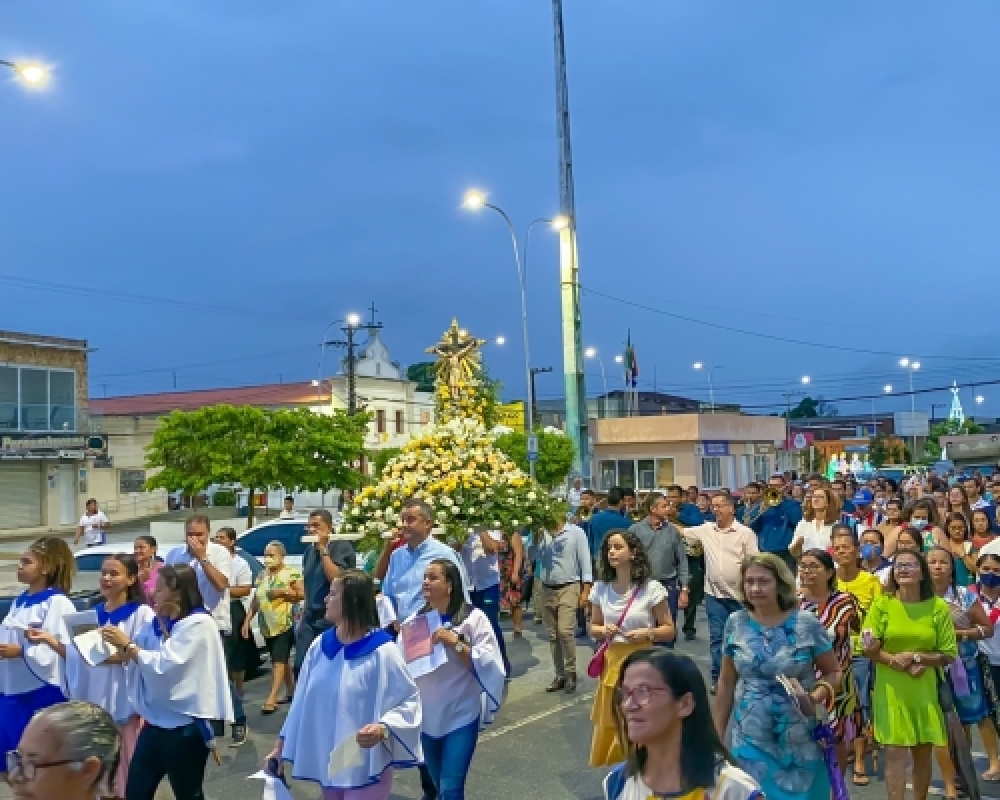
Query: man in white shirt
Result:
<box><xmin>681</xmin><ymin>494</ymin><xmax>758</xmax><ymax>693</ymax></box>
<box><xmin>461</xmin><ymin>528</ymin><xmax>510</xmax><ymax>675</ymax></box>
<box><xmin>568</xmin><ymin>477</ymin><xmax>584</xmax><ymax>510</ymax></box>
<box><xmin>278</xmin><ymin>495</ymin><xmax>296</xmax><ymax>519</ymax></box>
<box><xmin>214</xmin><ymin>526</ymin><xmax>254</xmax><ymax>725</ymax></box>
<box><xmin>164</xmin><ymin>515</ymin><xmax>247</xmax><ymax>746</ymax></box>
<box><xmin>74</xmin><ymin>498</ymin><xmax>110</xmax><ymax>547</ymax></box>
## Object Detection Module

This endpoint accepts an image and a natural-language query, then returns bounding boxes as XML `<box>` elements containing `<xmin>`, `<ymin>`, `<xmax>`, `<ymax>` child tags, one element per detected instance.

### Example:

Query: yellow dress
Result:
<box><xmin>589</xmin><ymin>641</ymin><xmax>650</xmax><ymax>767</ymax></box>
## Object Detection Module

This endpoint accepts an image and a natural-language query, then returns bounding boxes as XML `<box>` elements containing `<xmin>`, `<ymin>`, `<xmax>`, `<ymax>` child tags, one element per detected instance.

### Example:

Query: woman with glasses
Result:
<box><xmin>7</xmin><ymin>700</ymin><xmax>120</xmax><ymax>800</ymax></box>
<box><xmin>715</xmin><ymin>553</ymin><xmax>842</xmax><ymax>800</ymax></box>
<box><xmin>942</xmin><ymin>513</ymin><xmax>977</xmax><ymax>587</ymax></box>
<box><xmin>797</xmin><ymin>549</ymin><xmax>862</xmax><ymax>776</ymax></box>
<box><xmin>604</xmin><ymin>649</ymin><xmax>761</xmax><ymax>800</ymax></box>
<box><xmin>863</xmin><ymin>549</ymin><xmax>957</xmax><ymax>800</ymax></box>
<box><xmin>100</xmin><ymin>564</ymin><xmax>233</xmax><ymax>800</ymax></box>
<box><xmin>926</xmin><ymin>546</ymin><xmax>1000</xmax><ymax>793</ymax></box>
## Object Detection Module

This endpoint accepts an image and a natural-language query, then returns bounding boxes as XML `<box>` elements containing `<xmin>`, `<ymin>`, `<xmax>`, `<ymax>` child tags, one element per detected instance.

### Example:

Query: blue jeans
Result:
<box><xmin>705</xmin><ymin>595</ymin><xmax>743</xmax><ymax>683</ymax></box>
<box><xmin>470</xmin><ymin>584</ymin><xmax>510</xmax><ymax>673</ymax></box>
<box><xmin>421</xmin><ymin>718</ymin><xmax>480</xmax><ymax>800</ymax></box>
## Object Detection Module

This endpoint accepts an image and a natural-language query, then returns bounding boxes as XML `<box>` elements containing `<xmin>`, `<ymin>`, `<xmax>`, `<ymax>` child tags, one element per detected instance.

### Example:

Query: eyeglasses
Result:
<box><xmin>5</xmin><ymin>750</ymin><xmax>80</xmax><ymax>783</ymax></box>
<box><xmin>400</xmin><ymin>515</ymin><xmax>423</xmax><ymax>524</ymax></box>
<box><xmin>798</xmin><ymin>563</ymin><xmax>823</xmax><ymax>572</ymax></box>
<box><xmin>894</xmin><ymin>562</ymin><xmax>920</xmax><ymax>572</ymax></box>
<box><xmin>613</xmin><ymin>684</ymin><xmax>671</xmax><ymax>708</ymax></box>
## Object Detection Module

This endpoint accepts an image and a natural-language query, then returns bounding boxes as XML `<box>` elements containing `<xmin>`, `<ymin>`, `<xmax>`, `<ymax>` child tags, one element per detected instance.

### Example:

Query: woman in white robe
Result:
<box><xmin>268</xmin><ymin>569</ymin><xmax>421</xmax><ymax>800</ymax></box>
<box><xmin>403</xmin><ymin>558</ymin><xmax>505</xmax><ymax>800</ymax></box>
<box><xmin>28</xmin><ymin>553</ymin><xmax>155</xmax><ymax>799</ymax></box>
<box><xmin>101</xmin><ymin>563</ymin><xmax>233</xmax><ymax>800</ymax></box>
<box><xmin>0</xmin><ymin>537</ymin><xmax>76</xmax><ymax>768</ymax></box>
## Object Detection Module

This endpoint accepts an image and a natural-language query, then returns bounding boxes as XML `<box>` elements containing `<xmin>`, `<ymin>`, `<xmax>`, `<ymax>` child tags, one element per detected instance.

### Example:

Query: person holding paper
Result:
<box><xmin>266</xmin><ymin>569</ymin><xmax>421</xmax><ymax>800</ymax></box>
<box><xmin>133</xmin><ymin>535</ymin><xmax>161</xmax><ymax>605</ymax></box>
<box><xmin>100</xmin><ymin>563</ymin><xmax>233</xmax><ymax>800</ymax></box>
<box><xmin>0</xmin><ymin>536</ymin><xmax>76</xmax><ymax>771</ymax></box>
<box><xmin>404</xmin><ymin>558</ymin><xmax>505</xmax><ymax>800</ymax></box>
<box><xmin>27</xmin><ymin>553</ymin><xmax>154</xmax><ymax>800</ymax></box>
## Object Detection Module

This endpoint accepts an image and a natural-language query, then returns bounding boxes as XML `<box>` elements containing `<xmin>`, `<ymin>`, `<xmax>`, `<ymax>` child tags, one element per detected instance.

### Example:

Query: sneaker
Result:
<box><xmin>229</xmin><ymin>724</ymin><xmax>248</xmax><ymax>747</ymax></box>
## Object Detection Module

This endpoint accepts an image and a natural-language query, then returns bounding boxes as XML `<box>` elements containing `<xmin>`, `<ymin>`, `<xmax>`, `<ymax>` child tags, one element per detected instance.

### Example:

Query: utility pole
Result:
<box><xmin>552</xmin><ymin>0</ymin><xmax>588</xmax><ymax>481</ymax></box>
<box><xmin>530</xmin><ymin>366</ymin><xmax>554</xmax><ymax>431</ymax></box>
<box><xmin>327</xmin><ymin>313</ymin><xmax>382</xmax><ymax>415</ymax></box>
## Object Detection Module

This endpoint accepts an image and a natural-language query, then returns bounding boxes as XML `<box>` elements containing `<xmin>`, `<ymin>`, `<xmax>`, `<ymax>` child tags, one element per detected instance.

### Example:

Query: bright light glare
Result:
<box><xmin>912</xmin><ymin>361</ymin><xmax>921</xmax><ymax>370</ymax></box>
<box><xmin>495</xmin><ymin>336</ymin><xmax>505</xmax><ymax>346</ymax></box>
<box><xmin>346</xmin><ymin>313</ymin><xmax>361</xmax><ymax>327</ymax></box>
<box><xmin>585</xmin><ymin>347</ymin><xmax>597</xmax><ymax>359</ymax></box>
<box><xmin>693</xmin><ymin>362</ymin><xmax>704</xmax><ymax>370</ymax></box>
<box><xmin>17</xmin><ymin>64</ymin><xmax>47</xmax><ymax>84</ymax></box>
<box><xmin>614</xmin><ymin>355</ymin><xmax>624</xmax><ymax>364</ymax></box>
<box><xmin>884</xmin><ymin>384</ymin><xmax>893</xmax><ymax>393</ymax></box>
<box><xmin>801</xmin><ymin>376</ymin><xmax>811</xmax><ymax>384</ymax></box>
<box><xmin>462</xmin><ymin>190</ymin><xmax>487</xmax><ymax>211</ymax></box>
<box><xmin>977</xmin><ymin>395</ymin><xmax>985</xmax><ymax>404</ymax></box>
<box><xmin>551</xmin><ymin>215</ymin><xmax>570</xmax><ymax>231</ymax></box>
<box><xmin>311</xmin><ymin>379</ymin><xmax>320</xmax><ymax>387</ymax></box>
<box><xmin>899</xmin><ymin>358</ymin><xmax>910</xmax><ymax>367</ymax></box>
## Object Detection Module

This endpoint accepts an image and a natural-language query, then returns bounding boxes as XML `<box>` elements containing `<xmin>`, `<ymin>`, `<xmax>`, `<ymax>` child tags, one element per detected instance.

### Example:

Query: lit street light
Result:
<box><xmin>584</xmin><ymin>347</ymin><xmax>608</xmax><ymax>405</ymax></box>
<box><xmin>801</xmin><ymin>376</ymin><xmax>811</xmax><ymax>385</ymax></box>
<box><xmin>1</xmin><ymin>60</ymin><xmax>49</xmax><ymax>87</ymax></box>
<box><xmin>462</xmin><ymin>189</ymin><xmax>563</xmax><ymax>479</ymax></box>
<box><xmin>977</xmin><ymin>395</ymin><xmax>986</xmax><ymax>405</ymax></box>
<box><xmin>899</xmin><ymin>359</ymin><xmax>921</xmax><ymax>454</ymax></box>
<box><xmin>495</xmin><ymin>336</ymin><xmax>506</xmax><ymax>346</ymax></box>
<box><xmin>693</xmin><ymin>362</ymin><xmax>721</xmax><ymax>413</ymax></box>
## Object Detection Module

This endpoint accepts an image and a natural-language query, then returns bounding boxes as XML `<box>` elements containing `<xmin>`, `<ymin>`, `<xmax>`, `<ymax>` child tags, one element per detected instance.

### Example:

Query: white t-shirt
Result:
<box><xmin>164</xmin><ymin>541</ymin><xmax>234</xmax><ymax>635</ymax></box>
<box><xmin>461</xmin><ymin>530</ymin><xmax>503</xmax><ymax>591</ymax></box>
<box><xmin>590</xmin><ymin>579</ymin><xmax>668</xmax><ymax>643</ymax></box>
<box><xmin>569</xmin><ymin>487</ymin><xmax>583</xmax><ymax>507</ymax></box>
<box><xmin>792</xmin><ymin>518</ymin><xmax>834</xmax><ymax>553</ymax></box>
<box><xmin>78</xmin><ymin>511</ymin><xmax>109</xmax><ymax>546</ymax></box>
<box><xmin>231</xmin><ymin>554</ymin><xmax>253</xmax><ymax>612</ymax></box>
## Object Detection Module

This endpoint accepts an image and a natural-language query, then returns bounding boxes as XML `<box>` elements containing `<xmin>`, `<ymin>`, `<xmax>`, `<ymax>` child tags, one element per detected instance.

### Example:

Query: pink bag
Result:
<box><xmin>587</xmin><ymin>586</ymin><xmax>641</xmax><ymax>679</ymax></box>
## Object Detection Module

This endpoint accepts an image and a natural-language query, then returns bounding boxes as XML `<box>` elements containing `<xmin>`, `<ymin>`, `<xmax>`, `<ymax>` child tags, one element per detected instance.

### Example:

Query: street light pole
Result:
<box><xmin>1</xmin><ymin>60</ymin><xmax>48</xmax><ymax>86</ymax></box>
<box><xmin>693</xmin><ymin>363</ymin><xmax>719</xmax><ymax>413</ymax></box>
<box><xmin>899</xmin><ymin>358</ymin><xmax>921</xmax><ymax>460</ymax></box>
<box><xmin>584</xmin><ymin>348</ymin><xmax>607</xmax><ymax>417</ymax></box>
<box><xmin>530</xmin><ymin>366</ymin><xmax>553</xmax><ymax>432</ymax></box>
<box><xmin>327</xmin><ymin>313</ymin><xmax>378</xmax><ymax>415</ymax></box>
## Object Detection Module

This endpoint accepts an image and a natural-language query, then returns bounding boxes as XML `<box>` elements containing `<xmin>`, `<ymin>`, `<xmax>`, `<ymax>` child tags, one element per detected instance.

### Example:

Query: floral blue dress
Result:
<box><xmin>723</xmin><ymin>609</ymin><xmax>833</xmax><ymax>800</ymax></box>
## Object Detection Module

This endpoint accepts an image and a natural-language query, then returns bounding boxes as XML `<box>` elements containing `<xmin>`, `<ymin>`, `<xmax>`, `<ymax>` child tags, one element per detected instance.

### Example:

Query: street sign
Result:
<box><xmin>527</xmin><ymin>434</ymin><xmax>539</xmax><ymax>462</ymax></box>
<box><xmin>119</xmin><ymin>469</ymin><xmax>146</xmax><ymax>493</ymax></box>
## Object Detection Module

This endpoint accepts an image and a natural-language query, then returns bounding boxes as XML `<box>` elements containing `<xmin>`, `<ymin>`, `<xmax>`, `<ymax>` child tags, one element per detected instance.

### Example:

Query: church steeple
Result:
<box><xmin>948</xmin><ymin>380</ymin><xmax>965</xmax><ymax>426</ymax></box>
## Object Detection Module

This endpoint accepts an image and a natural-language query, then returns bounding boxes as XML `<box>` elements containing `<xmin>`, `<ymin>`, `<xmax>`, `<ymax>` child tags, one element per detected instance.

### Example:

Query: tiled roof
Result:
<box><xmin>89</xmin><ymin>381</ymin><xmax>328</xmax><ymax>416</ymax></box>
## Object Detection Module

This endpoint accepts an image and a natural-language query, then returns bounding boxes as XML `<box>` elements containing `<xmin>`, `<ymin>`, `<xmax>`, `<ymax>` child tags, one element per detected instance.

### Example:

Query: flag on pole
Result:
<box><xmin>624</xmin><ymin>330</ymin><xmax>639</xmax><ymax>388</ymax></box>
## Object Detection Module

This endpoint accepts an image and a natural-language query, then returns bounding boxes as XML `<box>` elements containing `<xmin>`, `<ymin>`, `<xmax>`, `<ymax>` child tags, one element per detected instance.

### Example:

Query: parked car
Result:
<box><xmin>72</xmin><ymin>544</ymin><xmax>267</xmax><ymax>650</ymax></box>
<box><xmin>0</xmin><ymin>582</ymin><xmax>102</xmax><ymax>622</ymax></box>
<box><xmin>236</xmin><ymin>516</ymin><xmax>360</xmax><ymax>569</ymax></box>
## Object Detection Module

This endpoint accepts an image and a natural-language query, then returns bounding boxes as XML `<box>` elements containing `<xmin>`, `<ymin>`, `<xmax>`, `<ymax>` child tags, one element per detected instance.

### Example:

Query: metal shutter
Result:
<box><xmin>0</xmin><ymin>462</ymin><xmax>43</xmax><ymax>528</ymax></box>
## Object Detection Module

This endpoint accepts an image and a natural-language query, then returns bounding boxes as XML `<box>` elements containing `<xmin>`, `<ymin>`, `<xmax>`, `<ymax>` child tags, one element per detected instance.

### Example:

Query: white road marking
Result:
<box><xmin>479</xmin><ymin>692</ymin><xmax>595</xmax><ymax>742</ymax></box>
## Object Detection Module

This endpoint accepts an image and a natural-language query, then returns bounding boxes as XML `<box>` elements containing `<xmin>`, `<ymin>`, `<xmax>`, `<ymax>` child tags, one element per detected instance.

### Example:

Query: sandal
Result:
<box><xmin>513</xmin><ymin>630</ymin><xmax>523</xmax><ymax>638</ymax></box>
<box><xmin>981</xmin><ymin>769</ymin><xmax>1000</xmax><ymax>782</ymax></box>
<box><xmin>852</xmin><ymin>771</ymin><xmax>870</xmax><ymax>787</ymax></box>
<box><xmin>262</xmin><ymin>704</ymin><xmax>277</xmax><ymax>715</ymax></box>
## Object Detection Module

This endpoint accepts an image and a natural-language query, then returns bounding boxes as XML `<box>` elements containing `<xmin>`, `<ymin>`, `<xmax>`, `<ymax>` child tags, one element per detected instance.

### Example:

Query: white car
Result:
<box><xmin>73</xmin><ymin>543</ymin><xmax>267</xmax><ymax>650</ymax></box>
<box><xmin>236</xmin><ymin>515</ymin><xmax>360</xmax><ymax>570</ymax></box>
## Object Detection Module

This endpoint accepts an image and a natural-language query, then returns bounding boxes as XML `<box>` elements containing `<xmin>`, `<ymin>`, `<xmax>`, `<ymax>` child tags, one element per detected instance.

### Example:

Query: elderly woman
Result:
<box><xmin>8</xmin><ymin>701</ymin><xmax>121</xmax><ymax>800</ymax></box>
<box><xmin>242</xmin><ymin>540</ymin><xmax>302</xmax><ymax>713</ymax></box>
<box><xmin>715</xmin><ymin>553</ymin><xmax>841</xmax><ymax>800</ymax></box>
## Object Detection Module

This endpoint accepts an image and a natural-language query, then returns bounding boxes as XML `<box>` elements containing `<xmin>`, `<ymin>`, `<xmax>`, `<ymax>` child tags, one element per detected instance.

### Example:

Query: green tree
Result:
<box><xmin>785</xmin><ymin>396</ymin><xmax>838</xmax><ymax>419</ymax></box>
<box><xmin>145</xmin><ymin>405</ymin><xmax>370</xmax><ymax>526</ymax></box>
<box><xmin>870</xmin><ymin>433</ymin><xmax>906</xmax><ymax>468</ymax></box>
<box><xmin>406</xmin><ymin>362</ymin><xmax>437</xmax><ymax>392</ymax></box>
<box><xmin>494</xmin><ymin>429</ymin><xmax>576</xmax><ymax>490</ymax></box>
<box><xmin>923</xmin><ymin>418</ymin><xmax>984</xmax><ymax>461</ymax></box>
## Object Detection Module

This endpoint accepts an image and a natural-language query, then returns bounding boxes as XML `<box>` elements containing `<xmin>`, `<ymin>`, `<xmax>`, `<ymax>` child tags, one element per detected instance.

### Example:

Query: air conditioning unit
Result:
<box><xmin>693</xmin><ymin>444</ymin><xmax>704</xmax><ymax>456</ymax></box>
<box><xmin>58</xmin><ymin>450</ymin><xmax>85</xmax><ymax>460</ymax></box>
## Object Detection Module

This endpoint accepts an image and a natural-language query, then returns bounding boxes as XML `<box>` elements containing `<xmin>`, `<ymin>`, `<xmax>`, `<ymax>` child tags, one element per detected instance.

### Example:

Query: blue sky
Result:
<box><xmin>2</xmin><ymin>2</ymin><xmax>1000</xmax><ymax>419</ymax></box>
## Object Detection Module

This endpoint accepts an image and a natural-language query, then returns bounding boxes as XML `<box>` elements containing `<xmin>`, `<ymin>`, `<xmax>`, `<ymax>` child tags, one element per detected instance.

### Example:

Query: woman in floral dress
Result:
<box><xmin>798</xmin><ymin>548</ymin><xmax>861</xmax><ymax>773</ymax></box>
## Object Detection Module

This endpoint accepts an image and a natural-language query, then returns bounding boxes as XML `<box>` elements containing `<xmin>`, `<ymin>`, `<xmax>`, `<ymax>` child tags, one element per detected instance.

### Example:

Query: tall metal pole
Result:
<box><xmin>347</xmin><ymin>325</ymin><xmax>357</xmax><ymax>415</ymax></box>
<box><xmin>552</xmin><ymin>0</ymin><xmax>588</xmax><ymax>481</ymax></box>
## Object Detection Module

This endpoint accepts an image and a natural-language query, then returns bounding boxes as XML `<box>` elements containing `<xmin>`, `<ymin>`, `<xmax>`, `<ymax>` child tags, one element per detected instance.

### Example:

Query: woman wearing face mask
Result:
<box><xmin>972</xmin><ymin>509</ymin><xmax>997</xmax><ymax>552</ymax></box>
<box><xmin>859</xmin><ymin>529</ymin><xmax>892</xmax><ymax>579</ymax></box>
<box><xmin>831</xmin><ymin>527</ymin><xmax>883</xmax><ymax>785</ymax></box>
<box><xmin>797</xmin><ymin>549</ymin><xmax>861</xmax><ymax>775</ymax></box>
<box><xmin>26</xmin><ymin>554</ymin><xmax>154</xmax><ymax>799</ymax></box>
<box><xmin>604</xmin><ymin>650</ymin><xmax>761</xmax><ymax>800</ymax></box>
<box><xmin>942</xmin><ymin>513</ymin><xmax>977</xmax><ymax>587</ymax></box>
<box><xmin>242</xmin><ymin>540</ymin><xmax>301</xmax><ymax>714</ymax></box>
<box><xmin>715</xmin><ymin>553</ymin><xmax>842</xmax><ymax>800</ymax></box>
<box><xmin>903</xmin><ymin>499</ymin><xmax>947</xmax><ymax>552</ymax></box>
<box><xmin>926</xmin><ymin>546</ymin><xmax>1000</xmax><ymax>792</ymax></box>
<box><xmin>790</xmin><ymin>488</ymin><xmax>841</xmax><ymax>560</ymax></box>
<box><xmin>878</xmin><ymin>499</ymin><xmax>905</xmax><ymax>556</ymax></box>
<box><xmin>863</xmin><ymin>549</ymin><xmax>957</xmax><ymax>800</ymax></box>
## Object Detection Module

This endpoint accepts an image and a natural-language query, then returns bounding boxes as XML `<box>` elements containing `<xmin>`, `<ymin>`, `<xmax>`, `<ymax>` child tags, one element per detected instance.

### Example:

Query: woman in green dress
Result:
<box><xmin>863</xmin><ymin>548</ymin><xmax>958</xmax><ymax>800</ymax></box>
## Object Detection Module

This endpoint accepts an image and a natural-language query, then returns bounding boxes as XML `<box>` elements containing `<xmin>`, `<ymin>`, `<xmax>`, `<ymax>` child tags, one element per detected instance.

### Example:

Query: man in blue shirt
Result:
<box><xmin>586</xmin><ymin>487</ymin><xmax>629</xmax><ymax>559</ymax></box>
<box><xmin>666</xmin><ymin>484</ymin><xmax>705</xmax><ymax>527</ymax></box>
<box><xmin>750</xmin><ymin>475</ymin><xmax>802</xmax><ymax>575</ymax></box>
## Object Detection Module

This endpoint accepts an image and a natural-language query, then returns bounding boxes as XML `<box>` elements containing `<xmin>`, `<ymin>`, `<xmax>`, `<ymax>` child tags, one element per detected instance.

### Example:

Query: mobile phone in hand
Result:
<box><xmin>266</xmin><ymin>757</ymin><xmax>288</xmax><ymax>786</ymax></box>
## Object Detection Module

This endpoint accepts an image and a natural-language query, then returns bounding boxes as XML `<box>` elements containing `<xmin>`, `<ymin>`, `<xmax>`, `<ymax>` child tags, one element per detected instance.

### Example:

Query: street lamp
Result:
<box><xmin>693</xmin><ymin>363</ymin><xmax>720</xmax><ymax>413</ymax></box>
<box><xmin>462</xmin><ymin>189</ymin><xmax>562</xmax><ymax>480</ymax></box>
<box><xmin>899</xmin><ymin>359</ymin><xmax>921</xmax><ymax>456</ymax></box>
<box><xmin>1</xmin><ymin>60</ymin><xmax>49</xmax><ymax>87</ymax></box>
<box><xmin>801</xmin><ymin>376</ymin><xmax>811</xmax><ymax>385</ymax></box>
<box><xmin>495</xmin><ymin>336</ymin><xmax>506</xmax><ymax>346</ymax></box>
<box><xmin>977</xmin><ymin>395</ymin><xmax>985</xmax><ymax>405</ymax></box>
<box><xmin>584</xmin><ymin>347</ymin><xmax>608</xmax><ymax>412</ymax></box>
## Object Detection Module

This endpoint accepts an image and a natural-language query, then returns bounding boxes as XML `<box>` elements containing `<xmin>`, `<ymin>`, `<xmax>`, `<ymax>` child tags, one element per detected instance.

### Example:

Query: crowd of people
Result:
<box><xmin>5</xmin><ymin>468</ymin><xmax>1000</xmax><ymax>799</ymax></box>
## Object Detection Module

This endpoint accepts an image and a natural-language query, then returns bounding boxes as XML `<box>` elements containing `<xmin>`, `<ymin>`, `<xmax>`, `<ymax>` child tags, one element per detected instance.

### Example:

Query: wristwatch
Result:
<box><xmin>454</xmin><ymin>634</ymin><xmax>469</xmax><ymax>654</ymax></box>
<box><xmin>913</xmin><ymin>653</ymin><xmax>922</xmax><ymax>664</ymax></box>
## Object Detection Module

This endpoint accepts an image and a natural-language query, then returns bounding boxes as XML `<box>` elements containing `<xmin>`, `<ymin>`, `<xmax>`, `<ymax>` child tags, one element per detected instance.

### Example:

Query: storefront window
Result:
<box><xmin>701</xmin><ymin>457</ymin><xmax>722</xmax><ymax>489</ymax></box>
<box><xmin>49</xmin><ymin>371</ymin><xmax>76</xmax><ymax>431</ymax></box>
<box><xmin>656</xmin><ymin>458</ymin><xmax>675</xmax><ymax>487</ymax></box>
<box><xmin>0</xmin><ymin>367</ymin><xmax>16</xmax><ymax>430</ymax></box>
<box><xmin>598</xmin><ymin>460</ymin><xmax>616</xmax><ymax>491</ymax></box>
<box><xmin>617</xmin><ymin>460</ymin><xmax>635</xmax><ymax>489</ymax></box>
<box><xmin>637</xmin><ymin>459</ymin><xmax>655</xmax><ymax>490</ymax></box>
<box><xmin>20</xmin><ymin>369</ymin><xmax>48</xmax><ymax>431</ymax></box>
<box><xmin>0</xmin><ymin>366</ymin><xmax>77</xmax><ymax>432</ymax></box>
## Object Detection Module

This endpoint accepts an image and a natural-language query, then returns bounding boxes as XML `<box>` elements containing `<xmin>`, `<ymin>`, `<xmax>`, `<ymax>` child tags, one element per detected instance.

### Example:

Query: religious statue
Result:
<box><xmin>426</xmin><ymin>319</ymin><xmax>486</xmax><ymax>394</ymax></box>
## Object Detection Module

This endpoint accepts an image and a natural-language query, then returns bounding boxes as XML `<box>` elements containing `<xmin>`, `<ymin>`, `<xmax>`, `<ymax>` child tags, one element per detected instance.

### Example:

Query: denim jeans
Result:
<box><xmin>421</xmin><ymin>718</ymin><xmax>480</xmax><ymax>800</ymax></box>
<box><xmin>470</xmin><ymin>584</ymin><xmax>510</xmax><ymax>674</ymax></box>
<box><xmin>705</xmin><ymin>595</ymin><xmax>743</xmax><ymax>683</ymax></box>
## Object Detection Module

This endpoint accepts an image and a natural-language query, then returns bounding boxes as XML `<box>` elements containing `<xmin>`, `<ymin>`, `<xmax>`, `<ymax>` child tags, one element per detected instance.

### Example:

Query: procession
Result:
<box><xmin>4</xmin><ymin>3</ymin><xmax>1000</xmax><ymax>799</ymax></box>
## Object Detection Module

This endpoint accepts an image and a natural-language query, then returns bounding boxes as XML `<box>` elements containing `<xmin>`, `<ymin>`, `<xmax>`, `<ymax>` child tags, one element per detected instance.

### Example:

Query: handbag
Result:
<box><xmin>587</xmin><ymin>585</ymin><xmax>641</xmax><ymax>679</ymax></box>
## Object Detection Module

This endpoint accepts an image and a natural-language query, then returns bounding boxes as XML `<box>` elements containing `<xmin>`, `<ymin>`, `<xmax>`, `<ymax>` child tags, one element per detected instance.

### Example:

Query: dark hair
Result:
<box><xmin>904</xmin><ymin>498</ymin><xmax>941</xmax><ymax>528</ymax></box>
<box><xmin>622</xmin><ymin>488</ymin><xmax>636</xmax><ymax>498</ymax></box>
<box><xmin>612</xmin><ymin>649</ymin><xmax>734</xmax><ymax>791</ymax></box>
<box><xmin>830</xmin><ymin>526</ymin><xmax>859</xmax><ymax>547</ymax></box>
<box><xmin>335</xmin><ymin>569</ymin><xmax>379</xmax><ymax>633</ymax></box>
<box><xmin>597</xmin><ymin>529</ymin><xmax>653</xmax><ymax>584</ymax></box>
<box><xmin>135</xmin><ymin>534</ymin><xmax>157</xmax><ymax>550</ymax></box>
<box><xmin>977</xmin><ymin>552</ymin><xmax>1000</xmax><ymax>569</ymax></box>
<box><xmin>972</xmin><ymin>508</ymin><xmax>994</xmax><ymax>534</ymax></box>
<box><xmin>309</xmin><ymin>508</ymin><xmax>334</xmax><ymax>527</ymax></box>
<box><xmin>102</xmin><ymin>553</ymin><xmax>145</xmax><ymax>604</ymax></box>
<box><xmin>581</xmin><ymin>489</ymin><xmax>596</xmax><ymax>498</ymax></box>
<box><xmin>887</xmin><ymin>549</ymin><xmax>935</xmax><ymax>600</ymax></box>
<box><xmin>859</xmin><ymin>528</ymin><xmax>885</xmax><ymax>546</ymax></box>
<box><xmin>216</xmin><ymin>526</ymin><xmax>237</xmax><ymax>543</ymax></box>
<box><xmin>400</xmin><ymin>499</ymin><xmax>432</xmax><ymax>523</ymax></box>
<box><xmin>885</xmin><ymin>497</ymin><xmax>903</xmax><ymax>511</ymax></box>
<box><xmin>608</xmin><ymin>487</ymin><xmax>625</xmax><ymax>506</ymax></box>
<box><xmin>896</xmin><ymin>526</ymin><xmax>924</xmax><ymax>552</ymax></box>
<box><xmin>801</xmin><ymin>548</ymin><xmax>837</xmax><ymax>591</ymax></box>
<box><xmin>85</xmin><ymin>497</ymin><xmax>97</xmax><ymax>507</ymax></box>
<box><xmin>185</xmin><ymin>514</ymin><xmax>211</xmax><ymax>534</ymax></box>
<box><xmin>28</xmin><ymin>537</ymin><xmax>76</xmax><ymax>593</ymax></box>
<box><xmin>665</xmin><ymin>484</ymin><xmax>683</xmax><ymax>496</ymax></box>
<box><xmin>924</xmin><ymin>545</ymin><xmax>957</xmax><ymax>593</ymax></box>
<box><xmin>423</xmin><ymin>558</ymin><xmax>470</xmax><ymax>621</ymax></box>
<box><xmin>156</xmin><ymin>564</ymin><xmax>204</xmax><ymax>618</ymax></box>
<box><xmin>944</xmin><ymin>512</ymin><xmax>970</xmax><ymax>541</ymax></box>
<box><xmin>284</xmin><ymin>495</ymin><xmax>294</xmax><ymax>503</ymax></box>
